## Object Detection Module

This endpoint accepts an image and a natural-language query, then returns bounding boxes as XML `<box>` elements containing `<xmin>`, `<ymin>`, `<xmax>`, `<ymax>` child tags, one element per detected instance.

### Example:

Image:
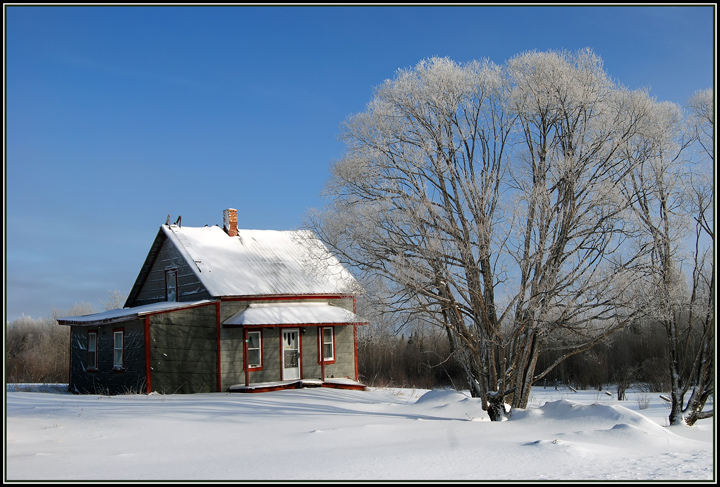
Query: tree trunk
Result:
<box><xmin>486</xmin><ymin>391</ymin><xmax>508</xmax><ymax>422</ymax></box>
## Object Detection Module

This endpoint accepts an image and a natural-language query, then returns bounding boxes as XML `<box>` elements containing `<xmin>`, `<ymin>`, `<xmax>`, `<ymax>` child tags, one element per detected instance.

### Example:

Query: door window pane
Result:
<box><xmin>284</xmin><ymin>331</ymin><xmax>299</xmax><ymax>368</ymax></box>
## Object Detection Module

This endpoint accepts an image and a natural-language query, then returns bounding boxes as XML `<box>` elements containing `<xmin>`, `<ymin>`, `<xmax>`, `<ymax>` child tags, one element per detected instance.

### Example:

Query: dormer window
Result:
<box><xmin>166</xmin><ymin>269</ymin><xmax>178</xmax><ymax>302</ymax></box>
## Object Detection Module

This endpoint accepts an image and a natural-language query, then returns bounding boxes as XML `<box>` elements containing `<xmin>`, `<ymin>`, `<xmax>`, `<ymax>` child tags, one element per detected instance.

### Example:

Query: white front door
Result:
<box><xmin>282</xmin><ymin>329</ymin><xmax>300</xmax><ymax>380</ymax></box>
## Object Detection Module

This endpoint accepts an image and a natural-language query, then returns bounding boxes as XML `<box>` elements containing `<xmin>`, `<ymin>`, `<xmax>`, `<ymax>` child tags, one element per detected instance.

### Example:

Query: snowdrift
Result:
<box><xmin>5</xmin><ymin>385</ymin><xmax>714</xmax><ymax>481</ymax></box>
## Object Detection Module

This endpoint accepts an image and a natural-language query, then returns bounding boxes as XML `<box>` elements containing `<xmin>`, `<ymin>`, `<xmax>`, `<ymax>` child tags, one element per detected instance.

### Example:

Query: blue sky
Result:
<box><xmin>4</xmin><ymin>5</ymin><xmax>715</xmax><ymax>321</ymax></box>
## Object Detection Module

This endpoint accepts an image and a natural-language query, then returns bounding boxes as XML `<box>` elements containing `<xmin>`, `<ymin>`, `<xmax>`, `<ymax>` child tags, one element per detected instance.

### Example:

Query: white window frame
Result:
<box><xmin>247</xmin><ymin>330</ymin><xmax>262</xmax><ymax>369</ymax></box>
<box><xmin>87</xmin><ymin>331</ymin><xmax>98</xmax><ymax>370</ymax></box>
<box><xmin>321</xmin><ymin>326</ymin><xmax>335</xmax><ymax>362</ymax></box>
<box><xmin>113</xmin><ymin>330</ymin><xmax>124</xmax><ymax>370</ymax></box>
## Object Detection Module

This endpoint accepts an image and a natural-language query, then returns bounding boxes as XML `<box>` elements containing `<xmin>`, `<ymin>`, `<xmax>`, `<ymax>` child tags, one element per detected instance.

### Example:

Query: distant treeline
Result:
<box><xmin>357</xmin><ymin>319</ymin><xmax>687</xmax><ymax>396</ymax></box>
<box><xmin>6</xmin><ymin>294</ymin><xmax>125</xmax><ymax>384</ymax></box>
<box><xmin>5</xmin><ymin>306</ymin><xmax>695</xmax><ymax>397</ymax></box>
<box><xmin>6</xmin><ymin>312</ymin><xmax>74</xmax><ymax>384</ymax></box>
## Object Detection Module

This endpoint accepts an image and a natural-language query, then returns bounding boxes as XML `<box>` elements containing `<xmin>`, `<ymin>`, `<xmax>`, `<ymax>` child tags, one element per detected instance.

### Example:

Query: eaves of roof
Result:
<box><xmin>57</xmin><ymin>300</ymin><xmax>216</xmax><ymax>326</ymax></box>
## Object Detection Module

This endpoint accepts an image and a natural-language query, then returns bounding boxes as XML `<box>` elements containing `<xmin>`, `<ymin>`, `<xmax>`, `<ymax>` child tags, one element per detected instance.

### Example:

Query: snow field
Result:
<box><xmin>5</xmin><ymin>384</ymin><xmax>714</xmax><ymax>481</ymax></box>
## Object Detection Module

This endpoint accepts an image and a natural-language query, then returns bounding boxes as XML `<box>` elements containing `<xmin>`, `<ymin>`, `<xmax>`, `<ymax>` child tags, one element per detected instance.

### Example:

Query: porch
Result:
<box><xmin>228</xmin><ymin>377</ymin><xmax>367</xmax><ymax>393</ymax></box>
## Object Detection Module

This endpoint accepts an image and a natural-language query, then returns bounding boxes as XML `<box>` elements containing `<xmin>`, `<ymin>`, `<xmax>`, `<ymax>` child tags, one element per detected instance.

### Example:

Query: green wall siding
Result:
<box><xmin>149</xmin><ymin>304</ymin><xmax>218</xmax><ymax>394</ymax></box>
<box><xmin>321</xmin><ymin>325</ymin><xmax>357</xmax><ymax>379</ymax></box>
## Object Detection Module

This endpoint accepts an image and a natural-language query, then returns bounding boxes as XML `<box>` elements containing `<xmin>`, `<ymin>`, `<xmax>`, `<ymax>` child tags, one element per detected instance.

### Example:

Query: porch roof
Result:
<box><xmin>57</xmin><ymin>300</ymin><xmax>215</xmax><ymax>326</ymax></box>
<box><xmin>223</xmin><ymin>301</ymin><xmax>367</xmax><ymax>327</ymax></box>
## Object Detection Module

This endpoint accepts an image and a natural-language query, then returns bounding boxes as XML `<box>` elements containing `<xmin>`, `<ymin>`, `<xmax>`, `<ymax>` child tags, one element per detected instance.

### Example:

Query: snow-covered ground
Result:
<box><xmin>5</xmin><ymin>383</ymin><xmax>715</xmax><ymax>482</ymax></box>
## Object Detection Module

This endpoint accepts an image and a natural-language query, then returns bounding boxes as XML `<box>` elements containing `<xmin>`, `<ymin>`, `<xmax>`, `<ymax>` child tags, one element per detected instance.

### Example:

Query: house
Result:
<box><xmin>58</xmin><ymin>209</ymin><xmax>367</xmax><ymax>395</ymax></box>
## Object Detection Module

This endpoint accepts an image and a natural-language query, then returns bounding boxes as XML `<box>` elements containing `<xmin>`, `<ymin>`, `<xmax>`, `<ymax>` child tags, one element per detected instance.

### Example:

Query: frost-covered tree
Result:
<box><xmin>102</xmin><ymin>289</ymin><xmax>128</xmax><ymax>311</ymax></box>
<box><xmin>7</xmin><ymin>303</ymin><xmax>94</xmax><ymax>383</ymax></box>
<box><xmin>499</xmin><ymin>49</ymin><xmax>652</xmax><ymax>411</ymax></box>
<box><xmin>688</xmin><ymin>88</ymin><xmax>714</xmax><ymax>163</ymax></box>
<box><xmin>309</xmin><ymin>50</ymin><xmax>689</xmax><ymax>420</ymax></box>
<box><xmin>622</xmin><ymin>89</ymin><xmax>714</xmax><ymax>426</ymax></box>
<box><xmin>680</xmin><ymin>88</ymin><xmax>714</xmax><ymax>427</ymax></box>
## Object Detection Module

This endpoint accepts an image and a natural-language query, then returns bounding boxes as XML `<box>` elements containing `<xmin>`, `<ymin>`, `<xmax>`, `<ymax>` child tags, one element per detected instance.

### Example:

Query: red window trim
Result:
<box><xmin>245</xmin><ymin>328</ymin><xmax>264</xmax><ymax>372</ymax></box>
<box><xmin>318</xmin><ymin>326</ymin><xmax>336</xmax><ymax>364</ymax></box>
<box><xmin>145</xmin><ymin>317</ymin><xmax>152</xmax><ymax>393</ymax></box>
<box><xmin>112</xmin><ymin>327</ymin><xmax>125</xmax><ymax>373</ymax></box>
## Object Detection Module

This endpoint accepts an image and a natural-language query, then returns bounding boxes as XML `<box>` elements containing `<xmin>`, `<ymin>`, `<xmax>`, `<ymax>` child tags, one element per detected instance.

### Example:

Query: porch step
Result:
<box><xmin>228</xmin><ymin>378</ymin><xmax>366</xmax><ymax>393</ymax></box>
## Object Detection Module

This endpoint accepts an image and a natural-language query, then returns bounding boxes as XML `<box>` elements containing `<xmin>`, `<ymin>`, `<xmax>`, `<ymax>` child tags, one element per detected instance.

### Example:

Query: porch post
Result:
<box><xmin>354</xmin><ymin>324</ymin><xmax>359</xmax><ymax>382</ymax></box>
<box><xmin>320</xmin><ymin>327</ymin><xmax>325</xmax><ymax>381</ymax></box>
<box><xmin>144</xmin><ymin>316</ymin><xmax>152</xmax><ymax>394</ymax></box>
<box><xmin>243</xmin><ymin>327</ymin><xmax>249</xmax><ymax>387</ymax></box>
<box><xmin>216</xmin><ymin>302</ymin><xmax>222</xmax><ymax>392</ymax></box>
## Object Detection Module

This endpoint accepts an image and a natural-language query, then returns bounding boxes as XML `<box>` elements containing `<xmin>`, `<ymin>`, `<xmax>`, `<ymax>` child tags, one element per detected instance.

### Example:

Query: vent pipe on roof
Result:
<box><xmin>223</xmin><ymin>208</ymin><xmax>238</xmax><ymax>237</ymax></box>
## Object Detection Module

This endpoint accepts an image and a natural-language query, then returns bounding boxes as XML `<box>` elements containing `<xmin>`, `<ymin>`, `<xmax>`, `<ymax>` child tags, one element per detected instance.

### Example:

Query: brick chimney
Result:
<box><xmin>223</xmin><ymin>208</ymin><xmax>238</xmax><ymax>237</ymax></box>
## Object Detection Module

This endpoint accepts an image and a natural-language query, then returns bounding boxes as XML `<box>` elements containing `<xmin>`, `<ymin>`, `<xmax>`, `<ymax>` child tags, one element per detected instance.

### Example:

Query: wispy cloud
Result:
<box><xmin>56</xmin><ymin>51</ymin><xmax>209</xmax><ymax>91</ymax></box>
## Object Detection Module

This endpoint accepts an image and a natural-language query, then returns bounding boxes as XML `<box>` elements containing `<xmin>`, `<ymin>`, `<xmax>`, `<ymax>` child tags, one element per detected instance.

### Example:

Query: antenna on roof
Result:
<box><xmin>174</xmin><ymin>215</ymin><xmax>182</xmax><ymax>228</ymax></box>
<box><xmin>166</xmin><ymin>215</ymin><xmax>171</xmax><ymax>225</ymax></box>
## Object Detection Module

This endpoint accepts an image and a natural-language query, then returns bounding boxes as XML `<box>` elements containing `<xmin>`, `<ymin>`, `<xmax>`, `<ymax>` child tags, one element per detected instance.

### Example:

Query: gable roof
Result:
<box><xmin>128</xmin><ymin>224</ymin><xmax>361</xmax><ymax>302</ymax></box>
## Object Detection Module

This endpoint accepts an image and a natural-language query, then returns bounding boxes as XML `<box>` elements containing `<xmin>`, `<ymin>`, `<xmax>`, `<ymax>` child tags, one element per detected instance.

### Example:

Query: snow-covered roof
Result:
<box><xmin>57</xmin><ymin>300</ymin><xmax>214</xmax><ymax>326</ymax></box>
<box><xmin>223</xmin><ymin>302</ymin><xmax>368</xmax><ymax>326</ymax></box>
<box><xmin>162</xmin><ymin>225</ymin><xmax>360</xmax><ymax>297</ymax></box>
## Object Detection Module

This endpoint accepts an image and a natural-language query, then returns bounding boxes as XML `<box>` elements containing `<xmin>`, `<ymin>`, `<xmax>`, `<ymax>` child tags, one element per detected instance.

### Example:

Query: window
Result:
<box><xmin>166</xmin><ymin>269</ymin><xmax>178</xmax><ymax>302</ymax></box>
<box><xmin>320</xmin><ymin>327</ymin><xmax>335</xmax><ymax>362</ymax></box>
<box><xmin>113</xmin><ymin>329</ymin><xmax>124</xmax><ymax>370</ymax></box>
<box><xmin>87</xmin><ymin>331</ymin><xmax>98</xmax><ymax>371</ymax></box>
<box><xmin>246</xmin><ymin>330</ymin><xmax>262</xmax><ymax>370</ymax></box>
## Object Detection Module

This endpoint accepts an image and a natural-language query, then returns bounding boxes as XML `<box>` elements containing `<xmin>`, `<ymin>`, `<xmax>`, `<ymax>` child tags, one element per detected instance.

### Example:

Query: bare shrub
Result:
<box><xmin>637</xmin><ymin>393</ymin><xmax>652</xmax><ymax>410</ymax></box>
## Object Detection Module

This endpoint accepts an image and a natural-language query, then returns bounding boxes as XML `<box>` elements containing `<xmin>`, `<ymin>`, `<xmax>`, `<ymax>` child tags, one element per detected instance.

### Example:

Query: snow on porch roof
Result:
<box><xmin>162</xmin><ymin>225</ymin><xmax>361</xmax><ymax>297</ymax></box>
<box><xmin>223</xmin><ymin>302</ymin><xmax>368</xmax><ymax>327</ymax></box>
<box><xmin>57</xmin><ymin>300</ymin><xmax>214</xmax><ymax>326</ymax></box>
